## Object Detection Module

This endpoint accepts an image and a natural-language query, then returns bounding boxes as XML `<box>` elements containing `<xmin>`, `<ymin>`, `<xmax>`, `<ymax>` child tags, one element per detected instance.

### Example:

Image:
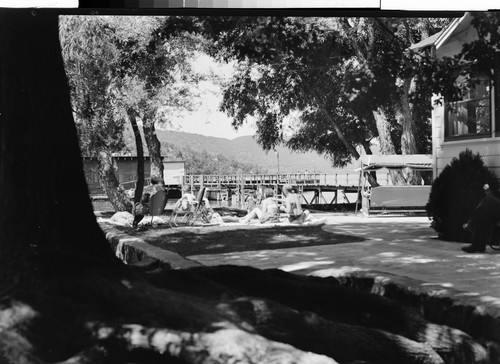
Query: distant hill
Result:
<box><xmin>123</xmin><ymin>128</ymin><xmax>360</xmax><ymax>174</ymax></box>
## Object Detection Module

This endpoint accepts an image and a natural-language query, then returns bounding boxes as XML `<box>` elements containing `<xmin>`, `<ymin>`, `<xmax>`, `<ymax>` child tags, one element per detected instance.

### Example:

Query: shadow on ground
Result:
<box><xmin>115</xmin><ymin>224</ymin><xmax>366</xmax><ymax>256</ymax></box>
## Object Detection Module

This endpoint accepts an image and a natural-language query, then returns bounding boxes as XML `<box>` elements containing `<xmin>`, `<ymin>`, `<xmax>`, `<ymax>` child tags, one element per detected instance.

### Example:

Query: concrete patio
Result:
<box><xmin>187</xmin><ymin>213</ymin><xmax>500</xmax><ymax>299</ymax></box>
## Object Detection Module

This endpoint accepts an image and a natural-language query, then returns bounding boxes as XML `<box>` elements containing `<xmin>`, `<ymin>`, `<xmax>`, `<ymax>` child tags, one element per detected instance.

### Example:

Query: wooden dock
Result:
<box><xmin>170</xmin><ymin>173</ymin><xmax>365</xmax><ymax>206</ymax></box>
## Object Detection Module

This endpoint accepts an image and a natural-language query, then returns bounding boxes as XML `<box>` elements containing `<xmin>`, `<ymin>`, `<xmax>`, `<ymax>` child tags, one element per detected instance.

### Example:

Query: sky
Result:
<box><xmin>169</xmin><ymin>53</ymin><xmax>257</xmax><ymax>140</ymax></box>
<box><xmin>169</xmin><ymin>96</ymin><xmax>257</xmax><ymax>140</ymax></box>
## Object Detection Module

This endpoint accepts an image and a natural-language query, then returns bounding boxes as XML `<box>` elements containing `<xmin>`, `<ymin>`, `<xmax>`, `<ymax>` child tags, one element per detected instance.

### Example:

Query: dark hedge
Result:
<box><xmin>426</xmin><ymin>149</ymin><xmax>499</xmax><ymax>242</ymax></box>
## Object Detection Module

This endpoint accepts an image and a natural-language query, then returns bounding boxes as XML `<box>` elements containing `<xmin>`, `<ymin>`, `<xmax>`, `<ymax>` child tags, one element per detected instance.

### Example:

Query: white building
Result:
<box><xmin>164</xmin><ymin>160</ymin><xmax>186</xmax><ymax>186</ymax></box>
<box><xmin>412</xmin><ymin>13</ymin><xmax>500</xmax><ymax>179</ymax></box>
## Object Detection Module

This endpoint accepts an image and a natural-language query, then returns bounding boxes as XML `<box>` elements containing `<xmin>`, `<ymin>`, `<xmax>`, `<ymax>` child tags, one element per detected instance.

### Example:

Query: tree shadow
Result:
<box><xmin>132</xmin><ymin>224</ymin><xmax>365</xmax><ymax>256</ymax></box>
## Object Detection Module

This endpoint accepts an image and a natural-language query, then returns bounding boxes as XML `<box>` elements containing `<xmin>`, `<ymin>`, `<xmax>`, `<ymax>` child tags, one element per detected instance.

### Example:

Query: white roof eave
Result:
<box><xmin>435</xmin><ymin>12</ymin><xmax>471</xmax><ymax>51</ymax></box>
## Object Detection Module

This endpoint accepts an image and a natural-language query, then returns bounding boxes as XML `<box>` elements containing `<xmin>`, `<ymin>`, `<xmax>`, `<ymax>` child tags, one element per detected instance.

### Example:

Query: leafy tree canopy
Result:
<box><xmin>193</xmin><ymin>17</ymin><xmax>448</xmax><ymax>168</ymax></box>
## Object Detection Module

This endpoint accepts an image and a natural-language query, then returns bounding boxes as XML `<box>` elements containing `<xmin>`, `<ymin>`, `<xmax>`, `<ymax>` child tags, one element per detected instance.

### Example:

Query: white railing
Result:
<box><xmin>181</xmin><ymin>172</ymin><xmax>391</xmax><ymax>187</ymax></box>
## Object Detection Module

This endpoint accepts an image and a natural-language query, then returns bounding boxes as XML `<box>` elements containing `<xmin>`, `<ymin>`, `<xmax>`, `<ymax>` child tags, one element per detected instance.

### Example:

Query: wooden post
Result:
<box><xmin>312</xmin><ymin>188</ymin><xmax>318</xmax><ymax>204</ymax></box>
<box><xmin>319</xmin><ymin>186</ymin><xmax>328</xmax><ymax>204</ymax></box>
<box><xmin>240</xmin><ymin>174</ymin><xmax>245</xmax><ymax>209</ymax></box>
<box><xmin>355</xmin><ymin>169</ymin><xmax>362</xmax><ymax>215</ymax></box>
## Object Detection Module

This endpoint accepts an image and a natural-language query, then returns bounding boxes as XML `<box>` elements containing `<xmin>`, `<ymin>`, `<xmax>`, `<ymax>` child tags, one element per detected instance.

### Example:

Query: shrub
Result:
<box><xmin>426</xmin><ymin>149</ymin><xmax>499</xmax><ymax>242</ymax></box>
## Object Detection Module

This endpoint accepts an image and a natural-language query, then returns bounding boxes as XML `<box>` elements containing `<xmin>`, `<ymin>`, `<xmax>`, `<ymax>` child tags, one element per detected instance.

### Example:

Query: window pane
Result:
<box><xmin>446</xmin><ymin>98</ymin><xmax>491</xmax><ymax>137</ymax></box>
<box><xmin>445</xmin><ymin>76</ymin><xmax>491</xmax><ymax>139</ymax></box>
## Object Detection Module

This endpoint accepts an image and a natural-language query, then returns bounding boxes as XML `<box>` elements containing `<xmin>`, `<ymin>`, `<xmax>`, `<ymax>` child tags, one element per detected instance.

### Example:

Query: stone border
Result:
<box><xmin>313</xmin><ymin>269</ymin><xmax>500</xmax><ymax>352</ymax></box>
<box><xmin>101</xmin><ymin>225</ymin><xmax>202</xmax><ymax>270</ymax></box>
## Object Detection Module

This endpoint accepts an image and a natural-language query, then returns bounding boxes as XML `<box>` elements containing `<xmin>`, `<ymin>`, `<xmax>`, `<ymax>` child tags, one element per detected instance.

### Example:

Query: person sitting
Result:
<box><xmin>132</xmin><ymin>192</ymin><xmax>150</xmax><ymax>228</ymax></box>
<box><xmin>200</xmin><ymin>188</ymin><xmax>214</xmax><ymax>219</ymax></box>
<box><xmin>176</xmin><ymin>185</ymin><xmax>197</xmax><ymax>212</ymax></box>
<box><xmin>462</xmin><ymin>183</ymin><xmax>500</xmax><ymax>253</ymax></box>
<box><xmin>245</xmin><ymin>190</ymin><xmax>258</xmax><ymax>213</ymax></box>
<box><xmin>281</xmin><ymin>184</ymin><xmax>309</xmax><ymax>224</ymax></box>
<box><xmin>240</xmin><ymin>188</ymin><xmax>280</xmax><ymax>224</ymax></box>
<box><xmin>143</xmin><ymin>175</ymin><xmax>165</xmax><ymax>196</ymax></box>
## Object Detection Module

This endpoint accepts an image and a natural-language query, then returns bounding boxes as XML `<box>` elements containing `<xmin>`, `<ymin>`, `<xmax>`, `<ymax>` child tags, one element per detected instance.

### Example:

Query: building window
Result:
<box><xmin>445</xmin><ymin>75</ymin><xmax>491</xmax><ymax>140</ymax></box>
<box><xmin>495</xmin><ymin>53</ymin><xmax>500</xmax><ymax>137</ymax></box>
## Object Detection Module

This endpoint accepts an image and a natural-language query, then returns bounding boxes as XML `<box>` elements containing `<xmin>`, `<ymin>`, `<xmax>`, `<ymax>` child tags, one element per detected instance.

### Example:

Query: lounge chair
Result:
<box><xmin>169</xmin><ymin>187</ymin><xmax>212</xmax><ymax>227</ymax></box>
<box><xmin>148</xmin><ymin>189</ymin><xmax>168</xmax><ymax>225</ymax></box>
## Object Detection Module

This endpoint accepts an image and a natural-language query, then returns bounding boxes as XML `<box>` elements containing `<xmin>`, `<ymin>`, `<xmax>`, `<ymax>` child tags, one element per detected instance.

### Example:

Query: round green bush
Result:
<box><xmin>426</xmin><ymin>149</ymin><xmax>499</xmax><ymax>242</ymax></box>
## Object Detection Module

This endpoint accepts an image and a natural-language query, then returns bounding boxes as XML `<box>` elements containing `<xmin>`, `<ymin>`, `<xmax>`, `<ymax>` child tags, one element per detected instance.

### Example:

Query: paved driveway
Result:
<box><xmin>188</xmin><ymin>213</ymin><xmax>500</xmax><ymax>299</ymax></box>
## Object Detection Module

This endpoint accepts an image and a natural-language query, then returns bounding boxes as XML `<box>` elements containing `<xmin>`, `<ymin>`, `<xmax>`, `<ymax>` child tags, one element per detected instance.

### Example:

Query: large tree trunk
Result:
<box><xmin>372</xmin><ymin>108</ymin><xmax>406</xmax><ymax>185</ymax></box>
<box><xmin>399</xmin><ymin>78</ymin><xmax>418</xmax><ymax>155</ymax></box>
<box><xmin>0</xmin><ymin>10</ymin><xmax>487</xmax><ymax>364</ymax></box>
<box><xmin>128</xmin><ymin>108</ymin><xmax>145</xmax><ymax>204</ymax></box>
<box><xmin>142</xmin><ymin>111</ymin><xmax>164</xmax><ymax>184</ymax></box>
<box><xmin>96</xmin><ymin>150</ymin><xmax>133</xmax><ymax>212</ymax></box>
<box><xmin>397</xmin><ymin>76</ymin><xmax>421</xmax><ymax>185</ymax></box>
<box><xmin>0</xmin><ymin>8</ymin><xmax>125</xmax><ymax>294</ymax></box>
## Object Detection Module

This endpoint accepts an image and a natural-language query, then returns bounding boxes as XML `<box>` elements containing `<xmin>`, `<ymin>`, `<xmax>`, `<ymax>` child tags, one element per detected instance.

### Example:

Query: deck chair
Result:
<box><xmin>148</xmin><ymin>189</ymin><xmax>168</xmax><ymax>226</ymax></box>
<box><xmin>169</xmin><ymin>187</ymin><xmax>211</xmax><ymax>227</ymax></box>
<box><xmin>189</xmin><ymin>187</ymin><xmax>212</xmax><ymax>225</ymax></box>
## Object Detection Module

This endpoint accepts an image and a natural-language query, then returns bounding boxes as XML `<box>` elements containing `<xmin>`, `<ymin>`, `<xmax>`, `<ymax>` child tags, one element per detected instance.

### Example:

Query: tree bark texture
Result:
<box><xmin>0</xmin><ymin>9</ymin><xmax>125</xmax><ymax>292</ymax></box>
<box><xmin>142</xmin><ymin>111</ymin><xmax>164</xmax><ymax>184</ymax></box>
<box><xmin>397</xmin><ymin>76</ymin><xmax>421</xmax><ymax>185</ymax></box>
<box><xmin>128</xmin><ymin>109</ymin><xmax>145</xmax><ymax>204</ymax></box>
<box><xmin>371</xmin><ymin>108</ymin><xmax>406</xmax><ymax>185</ymax></box>
<box><xmin>96</xmin><ymin>150</ymin><xmax>133</xmax><ymax>212</ymax></box>
<box><xmin>398</xmin><ymin>77</ymin><xmax>418</xmax><ymax>155</ymax></box>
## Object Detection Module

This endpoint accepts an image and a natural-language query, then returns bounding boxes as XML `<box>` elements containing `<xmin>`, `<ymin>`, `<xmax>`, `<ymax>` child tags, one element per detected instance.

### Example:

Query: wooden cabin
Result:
<box><xmin>83</xmin><ymin>156</ymin><xmax>185</xmax><ymax>195</ymax></box>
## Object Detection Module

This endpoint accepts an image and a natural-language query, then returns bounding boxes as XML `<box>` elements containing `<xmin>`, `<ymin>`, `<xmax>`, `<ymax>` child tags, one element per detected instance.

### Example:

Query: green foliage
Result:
<box><xmin>60</xmin><ymin>16</ymin><xmax>203</xmax><ymax>156</ymax></box>
<box><xmin>286</xmin><ymin>109</ymin><xmax>356</xmax><ymax>167</ymax></box>
<box><xmin>426</xmin><ymin>149</ymin><xmax>499</xmax><ymax>242</ymax></box>
<box><xmin>60</xmin><ymin>16</ymin><xmax>127</xmax><ymax>156</ymax></box>
<box><xmin>198</xmin><ymin>16</ymin><xmax>450</xmax><ymax>166</ymax></box>
<box><xmin>110</xmin><ymin>17</ymin><xmax>203</xmax><ymax>126</ymax></box>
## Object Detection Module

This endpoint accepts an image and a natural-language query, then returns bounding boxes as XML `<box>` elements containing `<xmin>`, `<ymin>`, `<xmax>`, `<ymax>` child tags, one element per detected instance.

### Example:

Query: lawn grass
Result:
<box><xmin>115</xmin><ymin>223</ymin><xmax>366</xmax><ymax>256</ymax></box>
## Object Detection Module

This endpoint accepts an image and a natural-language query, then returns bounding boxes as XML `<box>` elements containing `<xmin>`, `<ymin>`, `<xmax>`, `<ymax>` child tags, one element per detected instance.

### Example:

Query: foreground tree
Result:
<box><xmin>0</xmin><ymin>10</ymin><xmax>490</xmax><ymax>364</ymax></box>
